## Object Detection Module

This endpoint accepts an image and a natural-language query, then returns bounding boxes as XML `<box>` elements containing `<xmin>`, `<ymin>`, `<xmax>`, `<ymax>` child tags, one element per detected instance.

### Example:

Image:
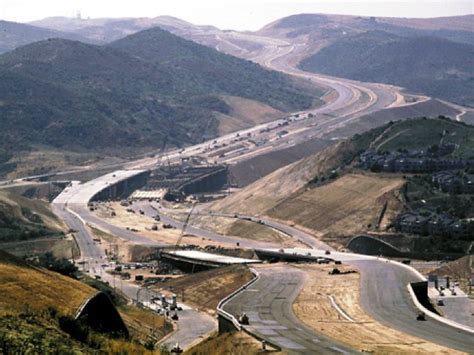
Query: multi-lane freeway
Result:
<box><xmin>271</xmin><ymin>248</ymin><xmax>474</xmax><ymax>352</ymax></box>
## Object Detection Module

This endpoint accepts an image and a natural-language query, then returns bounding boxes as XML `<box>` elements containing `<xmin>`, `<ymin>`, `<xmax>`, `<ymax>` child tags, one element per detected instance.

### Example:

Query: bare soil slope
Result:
<box><xmin>268</xmin><ymin>173</ymin><xmax>404</xmax><ymax>240</ymax></box>
<box><xmin>216</xmin><ymin>95</ymin><xmax>285</xmax><ymax>135</ymax></box>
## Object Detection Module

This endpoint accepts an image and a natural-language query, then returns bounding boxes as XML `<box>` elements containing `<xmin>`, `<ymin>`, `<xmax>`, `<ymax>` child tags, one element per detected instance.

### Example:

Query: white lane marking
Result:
<box><xmin>328</xmin><ymin>295</ymin><xmax>355</xmax><ymax>322</ymax></box>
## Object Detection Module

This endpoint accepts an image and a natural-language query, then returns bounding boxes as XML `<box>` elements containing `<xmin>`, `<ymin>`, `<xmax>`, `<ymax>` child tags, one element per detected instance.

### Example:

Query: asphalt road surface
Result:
<box><xmin>223</xmin><ymin>265</ymin><xmax>354</xmax><ymax>354</ymax></box>
<box><xmin>268</xmin><ymin>249</ymin><xmax>474</xmax><ymax>353</ymax></box>
<box><xmin>353</xmin><ymin>259</ymin><xmax>474</xmax><ymax>353</ymax></box>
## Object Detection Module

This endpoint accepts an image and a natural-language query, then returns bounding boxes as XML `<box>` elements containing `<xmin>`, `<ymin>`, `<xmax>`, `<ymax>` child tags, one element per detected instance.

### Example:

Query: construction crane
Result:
<box><xmin>173</xmin><ymin>203</ymin><xmax>196</xmax><ymax>251</ymax></box>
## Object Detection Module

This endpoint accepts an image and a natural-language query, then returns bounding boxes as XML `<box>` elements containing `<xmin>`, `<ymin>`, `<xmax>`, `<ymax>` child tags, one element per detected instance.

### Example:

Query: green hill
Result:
<box><xmin>108</xmin><ymin>27</ymin><xmax>316</xmax><ymax>112</ymax></box>
<box><xmin>0</xmin><ymin>27</ymin><xmax>318</xmax><ymax>161</ymax></box>
<box><xmin>299</xmin><ymin>31</ymin><xmax>474</xmax><ymax>107</ymax></box>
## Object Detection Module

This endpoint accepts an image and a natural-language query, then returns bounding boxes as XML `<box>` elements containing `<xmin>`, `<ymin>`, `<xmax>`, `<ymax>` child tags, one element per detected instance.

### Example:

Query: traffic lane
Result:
<box><xmin>70</xmin><ymin>204</ymin><xmax>167</xmax><ymax>247</ymax></box>
<box><xmin>223</xmin><ymin>266</ymin><xmax>354</xmax><ymax>354</ymax></box>
<box><xmin>350</xmin><ymin>260</ymin><xmax>474</xmax><ymax>353</ymax></box>
<box><xmin>214</xmin><ymin>212</ymin><xmax>331</xmax><ymax>250</ymax></box>
<box><xmin>441</xmin><ymin>297</ymin><xmax>474</xmax><ymax>329</ymax></box>
<box><xmin>248</xmin><ymin>216</ymin><xmax>331</xmax><ymax>250</ymax></box>
<box><xmin>161</xmin><ymin>209</ymin><xmax>332</xmax><ymax>251</ymax></box>
<box><xmin>160</xmin><ymin>308</ymin><xmax>216</xmax><ymax>351</ymax></box>
<box><xmin>52</xmin><ymin>204</ymin><xmax>104</xmax><ymax>262</ymax></box>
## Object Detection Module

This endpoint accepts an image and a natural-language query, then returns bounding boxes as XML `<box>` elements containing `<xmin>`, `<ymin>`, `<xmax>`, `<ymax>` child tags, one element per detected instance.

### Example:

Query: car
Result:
<box><xmin>325</xmin><ymin>250</ymin><xmax>331</xmax><ymax>255</ymax></box>
<box><xmin>437</xmin><ymin>299</ymin><xmax>444</xmax><ymax>306</ymax></box>
<box><xmin>416</xmin><ymin>312</ymin><xmax>426</xmax><ymax>321</ymax></box>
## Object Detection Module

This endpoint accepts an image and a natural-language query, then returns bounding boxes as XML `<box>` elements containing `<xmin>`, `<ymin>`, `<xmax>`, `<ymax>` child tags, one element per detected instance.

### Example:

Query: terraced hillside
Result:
<box><xmin>267</xmin><ymin>174</ymin><xmax>404</xmax><ymax>240</ymax></box>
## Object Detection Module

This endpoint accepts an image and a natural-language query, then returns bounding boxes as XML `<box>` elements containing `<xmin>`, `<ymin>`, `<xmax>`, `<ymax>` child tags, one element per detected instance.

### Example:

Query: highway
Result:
<box><xmin>42</xmin><ymin>28</ymin><xmax>474</xmax><ymax>354</ymax></box>
<box><xmin>7</xmin><ymin>21</ymin><xmax>430</xmax><ymax>185</ymax></box>
<box><xmin>353</xmin><ymin>259</ymin><xmax>474</xmax><ymax>353</ymax></box>
<box><xmin>50</xmin><ymin>167</ymin><xmax>474</xmax><ymax>353</ymax></box>
<box><xmin>260</xmin><ymin>248</ymin><xmax>474</xmax><ymax>353</ymax></box>
<box><xmin>223</xmin><ymin>265</ymin><xmax>354</xmax><ymax>354</ymax></box>
<box><xmin>52</xmin><ymin>175</ymin><xmax>474</xmax><ymax>353</ymax></box>
<box><xmin>136</xmin><ymin>202</ymin><xmax>332</xmax><ymax>250</ymax></box>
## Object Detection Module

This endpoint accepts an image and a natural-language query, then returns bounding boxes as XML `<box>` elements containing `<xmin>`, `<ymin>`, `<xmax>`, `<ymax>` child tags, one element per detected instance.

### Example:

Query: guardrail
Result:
<box><xmin>216</xmin><ymin>268</ymin><xmax>283</xmax><ymax>352</ymax></box>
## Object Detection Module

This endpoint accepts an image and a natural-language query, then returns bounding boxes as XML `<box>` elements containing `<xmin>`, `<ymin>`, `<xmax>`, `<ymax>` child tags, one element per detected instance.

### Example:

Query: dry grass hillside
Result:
<box><xmin>154</xmin><ymin>264</ymin><xmax>253</xmax><ymax>315</ymax></box>
<box><xmin>0</xmin><ymin>250</ymin><xmax>169</xmax><ymax>353</ymax></box>
<box><xmin>0</xmin><ymin>250</ymin><xmax>94</xmax><ymax>317</ymax></box>
<box><xmin>268</xmin><ymin>174</ymin><xmax>404</xmax><ymax>241</ymax></box>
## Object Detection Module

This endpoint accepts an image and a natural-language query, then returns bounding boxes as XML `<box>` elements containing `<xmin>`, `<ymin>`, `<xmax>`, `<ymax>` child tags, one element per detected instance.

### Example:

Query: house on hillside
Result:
<box><xmin>395</xmin><ymin>211</ymin><xmax>432</xmax><ymax>235</ymax></box>
<box><xmin>432</xmin><ymin>171</ymin><xmax>474</xmax><ymax>194</ymax></box>
<box><xmin>427</xmin><ymin>213</ymin><xmax>455</xmax><ymax>236</ymax></box>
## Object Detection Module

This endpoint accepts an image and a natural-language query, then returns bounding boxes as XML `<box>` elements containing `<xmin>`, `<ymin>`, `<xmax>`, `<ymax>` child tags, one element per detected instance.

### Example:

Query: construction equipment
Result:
<box><xmin>171</xmin><ymin>343</ymin><xmax>183</xmax><ymax>353</ymax></box>
<box><xmin>239</xmin><ymin>313</ymin><xmax>249</xmax><ymax>325</ymax></box>
<box><xmin>173</xmin><ymin>203</ymin><xmax>196</xmax><ymax>251</ymax></box>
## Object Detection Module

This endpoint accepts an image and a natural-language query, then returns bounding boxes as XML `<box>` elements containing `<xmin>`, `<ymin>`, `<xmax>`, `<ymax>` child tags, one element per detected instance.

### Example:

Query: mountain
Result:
<box><xmin>0</xmin><ymin>27</ymin><xmax>318</xmax><ymax>160</ymax></box>
<box><xmin>0</xmin><ymin>20</ymin><xmax>95</xmax><ymax>54</ymax></box>
<box><xmin>30</xmin><ymin>16</ymin><xmax>220</xmax><ymax>44</ymax></box>
<box><xmin>298</xmin><ymin>31</ymin><xmax>474</xmax><ymax>107</ymax></box>
<box><xmin>108</xmin><ymin>27</ymin><xmax>315</xmax><ymax>111</ymax></box>
<box><xmin>259</xmin><ymin>14</ymin><xmax>474</xmax><ymax>46</ymax></box>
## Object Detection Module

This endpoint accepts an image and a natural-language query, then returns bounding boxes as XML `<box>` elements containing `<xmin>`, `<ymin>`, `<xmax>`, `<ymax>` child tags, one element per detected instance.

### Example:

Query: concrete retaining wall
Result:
<box><xmin>410</xmin><ymin>281</ymin><xmax>439</xmax><ymax>314</ymax></box>
<box><xmin>91</xmin><ymin>170</ymin><xmax>150</xmax><ymax>201</ymax></box>
<box><xmin>347</xmin><ymin>235</ymin><xmax>466</xmax><ymax>260</ymax></box>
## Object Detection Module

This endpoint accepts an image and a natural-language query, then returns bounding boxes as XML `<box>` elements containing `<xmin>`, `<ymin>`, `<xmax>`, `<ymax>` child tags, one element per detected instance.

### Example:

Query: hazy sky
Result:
<box><xmin>1</xmin><ymin>0</ymin><xmax>472</xmax><ymax>31</ymax></box>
